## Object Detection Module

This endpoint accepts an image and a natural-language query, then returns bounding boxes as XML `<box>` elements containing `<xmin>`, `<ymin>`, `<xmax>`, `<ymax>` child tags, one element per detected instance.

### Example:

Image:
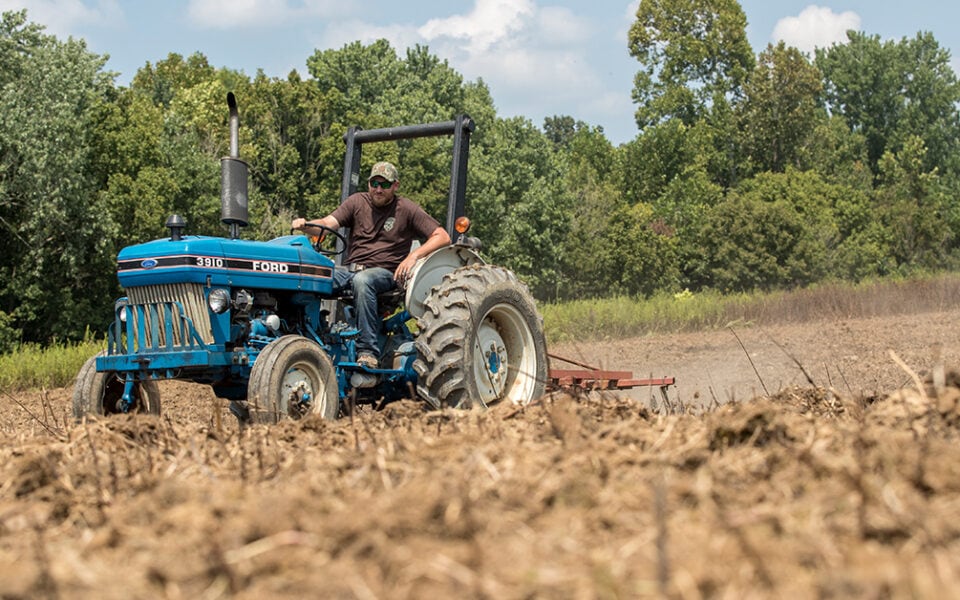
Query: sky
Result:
<box><xmin>2</xmin><ymin>0</ymin><xmax>958</xmax><ymax>145</ymax></box>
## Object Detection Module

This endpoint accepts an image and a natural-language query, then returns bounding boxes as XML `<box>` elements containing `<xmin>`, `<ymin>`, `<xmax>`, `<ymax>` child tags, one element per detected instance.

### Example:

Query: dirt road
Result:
<box><xmin>554</xmin><ymin>307</ymin><xmax>960</xmax><ymax>406</ymax></box>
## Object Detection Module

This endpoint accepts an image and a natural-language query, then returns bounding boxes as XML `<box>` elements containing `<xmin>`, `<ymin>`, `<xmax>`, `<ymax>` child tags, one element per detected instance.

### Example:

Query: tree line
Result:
<box><xmin>1</xmin><ymin>1</ymin><xmax>959</xmax><ymax>351</ymax></box>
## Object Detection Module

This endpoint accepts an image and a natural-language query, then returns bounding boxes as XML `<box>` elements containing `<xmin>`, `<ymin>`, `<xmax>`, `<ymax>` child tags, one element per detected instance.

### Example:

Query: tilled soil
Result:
<box><xmin>2</xmin><ymin>307</ymin><xmax>960</xmax><ymax>598</ymax></box>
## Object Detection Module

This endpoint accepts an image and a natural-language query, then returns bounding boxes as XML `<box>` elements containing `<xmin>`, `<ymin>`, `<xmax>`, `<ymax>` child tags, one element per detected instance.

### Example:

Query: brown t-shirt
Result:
<box><xmin>330</xmin><ymin>192</ymin><xmax>442</xmax><ymax>272</ymax></box>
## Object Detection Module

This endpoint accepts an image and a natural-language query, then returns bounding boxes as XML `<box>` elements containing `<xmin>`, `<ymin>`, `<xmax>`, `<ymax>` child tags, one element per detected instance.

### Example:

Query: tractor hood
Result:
<box><xmin>115</xmin><ymin>234</ymin><xmax>336</xmax><ymax>295</ymax></box>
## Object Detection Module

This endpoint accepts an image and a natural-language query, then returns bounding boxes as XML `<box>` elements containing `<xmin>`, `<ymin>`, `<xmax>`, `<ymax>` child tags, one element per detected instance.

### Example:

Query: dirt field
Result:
<box><xmin>3</xmin><ymin>307</ymin><xmax>960</xmax><ymax>598</ymax></box>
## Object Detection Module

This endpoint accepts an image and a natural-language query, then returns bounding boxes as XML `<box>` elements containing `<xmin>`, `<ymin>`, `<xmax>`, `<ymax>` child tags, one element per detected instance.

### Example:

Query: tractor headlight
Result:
<box><xmin>115</xmin><ymin>298</ymin><xmax>129</xmax><ymax>323</ymax></box>
<box><xmin>208</xmin><ymin>288</ymin><xmax>230</xmax><ymax>314</ymax></box>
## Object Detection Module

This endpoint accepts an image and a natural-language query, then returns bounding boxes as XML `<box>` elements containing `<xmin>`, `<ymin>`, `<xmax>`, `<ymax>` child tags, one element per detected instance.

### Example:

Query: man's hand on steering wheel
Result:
<box><xmin>292</xmin><ymin>218</ymin><xmax>347</xmax><ymax>256</ymax></box>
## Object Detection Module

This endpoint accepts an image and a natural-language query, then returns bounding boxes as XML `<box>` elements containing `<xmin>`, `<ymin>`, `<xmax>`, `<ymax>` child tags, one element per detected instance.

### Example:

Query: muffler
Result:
<box><xmin>220</xmin><ymin>92</ymin><xmax>248</xmax><ymax>238</ymax></box>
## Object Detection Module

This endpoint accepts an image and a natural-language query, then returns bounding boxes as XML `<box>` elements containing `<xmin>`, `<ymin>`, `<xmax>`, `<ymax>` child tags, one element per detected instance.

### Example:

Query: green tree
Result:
<box><xmin>113</xmin><ymin>54</ymin><xmax>256</xmax><ymax>241</ymax></box>
<box><xmin>628</xmin><ymin>0</ymin><xmax>754</xmax><ymax>129</ymax></box>
<box><xmin>495</xmin><ymin>183</ymin><xmax>572</xmax><ymax>299</ymax></box>
<box><xmin>93</xmin><ymin>82</ymin><xmax>224</xmax><ymax>248</ymax></box>
<box><xmin>543</xmin><ymin>115</ymin><xmax>588</xmax><ymax>149</ymax></box>
<box><xmin>307</xmin><ymin>39</ymin><xmax>399</xmax><ymax>122</ymax></box>
<box><xmin>554</xmin><ymin>126</ymin><xmax>621</xmax><ymax>298</ymax></box>
<box><xmin>875</xmin><ymin>136</ymin><xmax>953</xmax><ymax>269</ymax></box>
<box><xmin>130</xmin><ymin>52</ymin><xmax>217</xmax><ymax>107</ymax></box>
<box><xmin>737</xmin><ymin>169</ymin><xmax>840</xmax><ymax>255</ymax></box>
<box><xmin>603</xmin><ymin>202</ymin><xmax>681</xmax><ymax>296</ymax></box>
<box><xmin>242</xmin><ymin>70</ymin><xmax>343</xmax><ymax>235</ymax></box>
<box><xmin>657</xmin><ymin>164</ymin><xmax>723</xmax><ymax>287</ymax></box>
<box><xmin>387</xmin><ymin>44</ymin><xmax>465</xmax><ymax>124</ymax></box>
<box><xmin>797</xmin><ymin>115</ymin><xmax>872</xmax><ymax>189</ymax></box>
<box><xmin>895</xmin><ymin>33</ymin><xmax>960</xmax><ymax>178</ymax></box>
<box><xmin>0</xmin><ymin>11</ymin><xmax>116</xmax><ymax>344</ymax></box>
<box><xmin>467</xmin><ymin>116</ymin><xmax>569</xmax><ymax>297</ymax></box>
<box><xmin>690</xmin><ymin>173</ymin><xmax>830</xmax><ymax>292</ymax></box>
<box><xmin>558</xmin><ymin>175</ymin><xmax>622</xmax><ymax>298</ymax></box>
<box><xmin>462</xmin><ymin>79</ymin><xmax>497</xmax><ymax>145</ymax></box>
<box><xmin>564</xmin><ymin>124</ymin><xmax>615</xmax><ymax>183</ymax></box>
<box><xmin>737</xmin><ymin>42</ymin><xmax>825</xmax><ymax>174</ymax></box>
<box><xmin>619</xmin><ymin>119</ymin><xmax>695</xmax><ymax>206</ymax></box>
<box><xmin>817</xmin><ymin>31</ymin><xmax>960</xmax><ymax>179</ymax></box>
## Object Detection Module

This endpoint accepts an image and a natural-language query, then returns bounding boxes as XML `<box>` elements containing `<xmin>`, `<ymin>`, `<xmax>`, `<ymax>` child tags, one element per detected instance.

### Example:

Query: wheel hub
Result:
<box><xmin>282</xmin><ymin>371</ymin><xmax>313</xmax><ymax>416</ymax></box>
<box><xmin>475</xmin><ymin>318</ymin><xmax>508</xmax><ymax>403</ymax></box>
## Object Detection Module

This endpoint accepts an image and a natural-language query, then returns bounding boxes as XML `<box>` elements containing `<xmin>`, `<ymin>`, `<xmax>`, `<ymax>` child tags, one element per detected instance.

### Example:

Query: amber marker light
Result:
<box><xmin>455</xmin><ymin>216</ymin><xmax>471</xmax><ymax>234</ymax></box>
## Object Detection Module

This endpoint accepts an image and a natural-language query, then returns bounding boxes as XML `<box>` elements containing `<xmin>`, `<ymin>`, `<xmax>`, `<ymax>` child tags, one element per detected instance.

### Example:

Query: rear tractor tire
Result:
<box><xmin>245</xmin><ymin>336</ymin><xmax>339</xmax><ymax>424</ymax></box>
<box><xmin>72</xmin><ymin>351</ymin><xmax>161</xmax><ymax>419</ymax></box>
<box><xmin>414</xmin><ymin>264</ymin><xmax>548</xmax><ymax>409</ymax></box>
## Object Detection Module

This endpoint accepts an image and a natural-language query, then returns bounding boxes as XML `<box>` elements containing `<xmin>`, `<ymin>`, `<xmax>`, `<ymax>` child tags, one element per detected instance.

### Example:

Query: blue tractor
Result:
<box><xmin>72</xmin><ymin>94</ymin><xmax>549</xmax><ymax>423</ymax></box>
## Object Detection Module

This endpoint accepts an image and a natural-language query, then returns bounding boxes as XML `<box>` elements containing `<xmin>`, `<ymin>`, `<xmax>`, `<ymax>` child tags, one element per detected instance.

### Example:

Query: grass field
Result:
<box><xmin>3</xmin><ymin>273</ymin><xmax>959</xmax><ymax>392</ymax></box>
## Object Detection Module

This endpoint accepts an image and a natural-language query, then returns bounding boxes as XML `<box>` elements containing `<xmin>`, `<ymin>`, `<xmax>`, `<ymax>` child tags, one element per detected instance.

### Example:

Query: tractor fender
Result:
<box><xmin>404</xmin><ymin>245</ymin><xmax>484</xmax><ymax>319</ymax></box>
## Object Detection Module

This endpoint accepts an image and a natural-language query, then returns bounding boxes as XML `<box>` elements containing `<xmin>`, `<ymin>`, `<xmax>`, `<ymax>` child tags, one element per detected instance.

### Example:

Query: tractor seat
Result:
<box><xmin>336</xmin><ymin>287</ymin><xmax>406</xmax><ymax>315</ymax></box>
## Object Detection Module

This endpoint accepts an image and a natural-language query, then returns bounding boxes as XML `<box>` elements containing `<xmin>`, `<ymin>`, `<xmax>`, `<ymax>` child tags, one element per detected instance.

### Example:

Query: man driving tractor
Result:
<box><xmin>292</xmin><ymin>161</ymin><xmax>451</xmax><ymax>369</ymax></box>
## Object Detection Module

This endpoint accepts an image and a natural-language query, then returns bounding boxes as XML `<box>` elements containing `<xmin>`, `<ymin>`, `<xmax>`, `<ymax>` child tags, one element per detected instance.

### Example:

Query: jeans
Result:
<box><xmin>332</xmin><ymin>266</ymin><xmax>396</xmax><ymax>358</ymax></box>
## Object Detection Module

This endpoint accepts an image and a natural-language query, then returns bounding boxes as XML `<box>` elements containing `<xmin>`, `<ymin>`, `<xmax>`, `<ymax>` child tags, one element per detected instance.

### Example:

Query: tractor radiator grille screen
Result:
<box><xmin>127</xmin><ymin>283</ymin><xmax>215</xmax><ymax>346</ymax></box>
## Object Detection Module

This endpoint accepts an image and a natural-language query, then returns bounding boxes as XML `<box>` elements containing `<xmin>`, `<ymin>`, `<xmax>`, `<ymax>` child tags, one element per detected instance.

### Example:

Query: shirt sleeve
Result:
<box><xmin>329</xmin><ymin>194</ymin><xmax>360</xmax><ymax>228</ymax></box>
<box><xmin>408</xmin><ymin>202</ymin><xmax>443</xmax><ymax>239</ymax></box>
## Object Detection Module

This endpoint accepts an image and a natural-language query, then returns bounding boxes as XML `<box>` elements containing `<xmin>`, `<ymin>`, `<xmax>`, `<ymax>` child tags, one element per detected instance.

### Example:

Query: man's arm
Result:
<box><xmin>292</xmin><ymin>215</ymin><xmax>340</xmax><ymax>231</ymax></box>
<box><xmin>394</xmin><ymin>226</ymin><xmax>451</xmax><ymax>282</ymax></box>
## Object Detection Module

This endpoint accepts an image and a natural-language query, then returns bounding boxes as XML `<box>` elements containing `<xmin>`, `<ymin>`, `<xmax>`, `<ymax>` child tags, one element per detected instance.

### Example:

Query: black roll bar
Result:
<box><xmin>340</xmin><ymin>115</ymin><xmax>475</xmax><ymax>249</ymax></box>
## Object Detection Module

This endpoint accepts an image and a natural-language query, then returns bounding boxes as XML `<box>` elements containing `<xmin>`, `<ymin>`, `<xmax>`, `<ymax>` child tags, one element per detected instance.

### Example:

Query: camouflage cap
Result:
<box><xmin>368</xmin><ymin>161</ymin><xmax>399</xmax><ymax>182</ymax></box>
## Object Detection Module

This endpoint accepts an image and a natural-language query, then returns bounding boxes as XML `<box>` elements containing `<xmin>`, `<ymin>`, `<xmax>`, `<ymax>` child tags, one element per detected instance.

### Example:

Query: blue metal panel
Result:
<box><xmin>97</xmin><ymin>350</ymin><xmax>235</xmax><ymax>372</ymax></box>
<box><xmin>116</xmin><ymin>235</ymin><xmax>336</xmax><ymax>295</ymax></box>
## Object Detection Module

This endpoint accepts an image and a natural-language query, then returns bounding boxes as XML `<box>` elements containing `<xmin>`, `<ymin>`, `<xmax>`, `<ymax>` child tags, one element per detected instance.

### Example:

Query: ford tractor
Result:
<box><xmin>72</xmin><ymin>93</ymin><xmax>552</xmax><ymax>422</ymax></box>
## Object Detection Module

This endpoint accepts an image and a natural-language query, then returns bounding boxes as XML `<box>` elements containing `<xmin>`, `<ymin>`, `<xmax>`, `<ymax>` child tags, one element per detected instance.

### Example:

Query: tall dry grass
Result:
<box><xmin>0</xmin><ymin>334</ymin><xmax>102</xmax><ymax>393</ymax></box>
<box><xmin>4</xmin><ymin>273</ymin><xmax>960</xmax><ymax>391</ymax></box>
<box><xmin>542</xmin><ymin>273</ymin><xmax>960</xmax><ymax>343</ymax></box>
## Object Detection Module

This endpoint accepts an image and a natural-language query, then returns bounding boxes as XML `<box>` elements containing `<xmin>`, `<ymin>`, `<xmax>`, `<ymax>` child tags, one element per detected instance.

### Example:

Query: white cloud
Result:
<box><xmin>414</xmin><ymin>0</ymin><xmax>600</xmax><ymax>113</ymax></box>
<box><xmin>418</xmin><ymin>0</ymin><xmax>534</xmax><ymax>55</ymax></box>
<box><xmin>188</xmin><ymin>0</ymin><xmax>291</xmax><ymax>28</ymax></box>
<box><xmin>0</xmin><ymin>0</ymin><xmax>122</xmax><ymax>35</ymax></box>
<box><xmin>309</xmin><ymin>0</ymin><xmax>638</xmax><ymax>139</ymax></box>
<box><xmin>536</xmin><ymin>7</ymin><xmax>589</xmax><ymax>46</ymax></box>
<box><xmin>465</xmin><ymin>44</ymin><xmax>597</xmax><ymax>91</ymax></box>
<box><xmin>186</xmin><ymin>0</ymin><xmax>350</xmax><ymax>29</ymax></box>
<box><xmin>314</xmin><ymin>19</ymin><xmax>422</xmax><ymax>56</ymax></box>
<box><xmin>772</xmin><ymin>5</ymin><xmax>861</xmax><ymax>54</ymax></box>
<box><xmin>586</xmin><ymin>89</ymin><xmax>635</xmax><ymax>133</ymax></box>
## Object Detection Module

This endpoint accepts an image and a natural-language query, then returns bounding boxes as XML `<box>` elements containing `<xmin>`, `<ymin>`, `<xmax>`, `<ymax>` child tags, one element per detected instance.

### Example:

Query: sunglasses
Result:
<box><xmin>369</xmin><ymin>179</ymin><xmax>393</xmax><ymax>189</ymax></box>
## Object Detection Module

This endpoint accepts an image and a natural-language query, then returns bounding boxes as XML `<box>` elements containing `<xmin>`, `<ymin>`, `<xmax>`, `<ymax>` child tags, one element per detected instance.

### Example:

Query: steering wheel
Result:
<box><xmin>293</xmin><ymin>222</ymin><xmax>347</xmax><ymax>256</ymax></box>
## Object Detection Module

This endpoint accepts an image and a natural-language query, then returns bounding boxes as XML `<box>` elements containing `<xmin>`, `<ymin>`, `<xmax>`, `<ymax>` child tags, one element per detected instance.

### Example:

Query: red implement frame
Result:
<box><xmin>547</xmin><ymin>352</ymin><xmax>675</xmax><ymax>392</ymax></box>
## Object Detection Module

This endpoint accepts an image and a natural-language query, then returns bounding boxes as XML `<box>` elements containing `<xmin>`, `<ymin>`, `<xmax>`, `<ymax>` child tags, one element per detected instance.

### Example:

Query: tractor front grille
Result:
<box><xmin>112</xmin><ymin>283</ymin><xmax>215</xmax><ymax>353</ymax></box>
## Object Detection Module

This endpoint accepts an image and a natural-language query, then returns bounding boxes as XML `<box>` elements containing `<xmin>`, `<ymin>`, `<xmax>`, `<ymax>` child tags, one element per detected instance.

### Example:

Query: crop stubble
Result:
<box><xmin>3</xmin><ymin>308</ymin><xmax>960</xmax><ymax>598</ymax></box>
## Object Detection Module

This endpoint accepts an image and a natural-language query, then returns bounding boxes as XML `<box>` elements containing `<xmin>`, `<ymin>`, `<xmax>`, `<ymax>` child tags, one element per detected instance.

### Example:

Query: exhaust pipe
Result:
<box><xmin>220</xmin><ymin>92</ymin><xmax>248</xmax><ymax>239</ymax></box>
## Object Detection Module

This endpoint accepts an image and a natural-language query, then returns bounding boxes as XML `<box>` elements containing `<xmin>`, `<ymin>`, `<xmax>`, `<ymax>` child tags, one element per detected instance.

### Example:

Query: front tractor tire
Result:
<box><xmin>414</xmin><ymin>264</ymin><xmax>548</xmax><ymax>409</ymax></box>
<box><xmin>72</xmin><ymin>352</ymin><xmax>161</xmax><ymax>419</ymax></box>
<box><xmin>246</xmin><ymin>336</ymin><xmax>339</xmax><ymax>424</ymax></box>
